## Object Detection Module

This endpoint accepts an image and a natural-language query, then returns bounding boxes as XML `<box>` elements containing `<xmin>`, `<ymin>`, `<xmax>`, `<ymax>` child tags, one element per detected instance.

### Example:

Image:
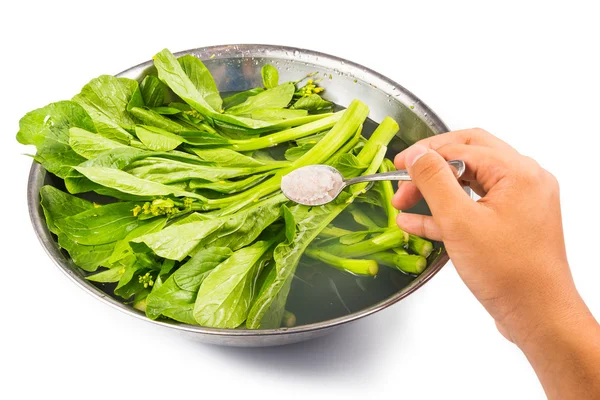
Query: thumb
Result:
<box><xmin>404</xmin><ymin>144</ymin><xmax>471</xmax><ymax>217</ymax></box>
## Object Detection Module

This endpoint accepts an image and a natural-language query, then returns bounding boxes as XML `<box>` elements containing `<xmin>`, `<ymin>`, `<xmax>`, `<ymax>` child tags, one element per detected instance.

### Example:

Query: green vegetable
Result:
<box><xmin>16</xmin><ymin>101</ymin><xmax>94</xmax><ymax>178</ymax></box>
<box><xmin>222</xmin><ymin>88</ymin><xmax>264</xmax><ymax>109</ymax></box>
<box><xmin>72</xmin><ymin>75</ymin><xmax>142</xmax><ymax>143</ymax></box>
<box><xmin>226</xmin><ymin>83</ymin><xmax>295</xmax><ymax>116</ymax></box>
<box><xmin>145</xmin><ymin>247</ymin><xmax>232</xmax><ymax>322</ymax></box>
<box><xmin>132</xmin><ymin>194</ymin><xmax>284</xmax><ymax>261</ymax></box>
<box><xmin>18</xmin><ymin>48</ymin><xmax>435</xmax><ymax>330</ymax></box>
<box><xmin>305</xmin><ymin>248</ymin><xmax>378</xmax><ymax>276</ymax></box>
<box><xmin>69</xmin><ymin>127</ymin><xmax>128</xmax><ymax>159</ymax></box>
<box><xmin>379</xmin><ymin>158</ymin><xmax>399</xmax><ymax>227</ymax></box>
<box><xmin>135</xmin><ymin>125</ymin><xmax>184</xmax><ymax>151</ymax></box>
<box><xmin>364</xmin><ymin>252</ymin><xmax>427</xmax><ymax>275</ymax></box>
<box><xmin>261</xmin><ymin>64</ymin><xmax>279</xmax><ymax>89</ymax></box>
<box><xmin>54</xmin><ymin>201</ymin><xmax>149</xmax><ymax>245</ymax></box>
<box><xmin>140</xmin><ymin>75</ymin><xmax>166</xmax><ymax>108</ymax></box>
<box><xmin>178</xmin><ymin>54</ymin><xmax>223</xmax><ymax>111</ymax></box>
<box><xmin>408</xmin><ymin>234</ymin><xmax>434</xmax><ymax>258</ymax></box>
<box><xmin>281</xmin><ymin>310</ymin><xmax>296</xmax><ymax>328</ymax></box>
<box><xmin>74</xmin><ymin>166</ymin><xmax>207</xmax><ymax>200</ymax></box>
<box><xmin>187</xmin><ymin>148</ymin><xmax>268</xmax><ymax>168</ymax></box>
<box><xmin>129</xmin><ymin>107</ymin><xmax>188</xmax><ymax>133</ymax></box>
<box><xmin>246</xmin><ymin>142</ymin><xmax>387</xmax><ymax>328</ymax></box>
<box><xmin>193</xmin><ymin>238</ymin><xmax>278</xmax><ymax>328</ymax></box>
<box><xmin>292</xmin><ymin>94</ymin><xmax>333</xmax><ymax>113</ymax></box>
<box><xmin>318</xmin><ymin>227</ymin><xmax>407</xmax><ymax>258</ymax></box>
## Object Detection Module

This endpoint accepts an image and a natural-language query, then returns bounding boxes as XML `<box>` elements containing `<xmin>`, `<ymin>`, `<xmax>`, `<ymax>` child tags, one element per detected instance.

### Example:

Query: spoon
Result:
<box><xmin>281</xmin><ymin>159</ymin><xmax>465</xmax><ymax>206</ymax></box>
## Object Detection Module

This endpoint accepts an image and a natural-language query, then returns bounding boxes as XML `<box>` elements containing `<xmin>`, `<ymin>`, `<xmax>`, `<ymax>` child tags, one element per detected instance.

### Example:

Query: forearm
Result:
<box><xmin>515</xmin><ymin>286</ymin><xmax>600</xmax><ymax>399</ymax></box>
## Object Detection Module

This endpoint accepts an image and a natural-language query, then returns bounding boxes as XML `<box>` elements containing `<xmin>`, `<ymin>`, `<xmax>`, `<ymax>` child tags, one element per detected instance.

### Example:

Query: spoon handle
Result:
<box><xmin>344</xmin><ymin>160</ymin><xmax>465</xmax><ymax>186</ymax></box>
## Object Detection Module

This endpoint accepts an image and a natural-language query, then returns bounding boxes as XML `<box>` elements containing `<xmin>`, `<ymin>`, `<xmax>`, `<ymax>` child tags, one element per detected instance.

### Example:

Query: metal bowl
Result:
<box><xmin>27</xmin><ymin>44</ymin><xmax>452</xmax><ymax>347</ymax></box>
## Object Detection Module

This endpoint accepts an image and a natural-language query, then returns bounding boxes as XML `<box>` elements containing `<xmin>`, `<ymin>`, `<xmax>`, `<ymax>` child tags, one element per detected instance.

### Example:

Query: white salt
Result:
<box><xmin>281</xmin><ymin>165</ymin><xmax>344</xmax><ymax>205</ymax></box>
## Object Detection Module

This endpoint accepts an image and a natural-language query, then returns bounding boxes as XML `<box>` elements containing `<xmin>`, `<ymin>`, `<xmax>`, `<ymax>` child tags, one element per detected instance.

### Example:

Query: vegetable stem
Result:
<box><xmin>320</xmin><ymin>227</ymin><xmax>407</xmax><ymax>258</ymax></box>
<box><xmin>319</xmin><ymin>225</ymin><xmax>354</xmax><ymax>238</ymax></box>
<box><xmin>379</xmin><ymin>159</ymin><xmax>399</xmax><ymax>227</ymax></box>
<box><xmin>306</xmin><ymin>248</ymin><xmax>378</xmax><ymax>276</ymax></box>
<box><xmin>348</xmin><ymin>205</ymin><xmax>382</xmax><ymax>229</ymax></box>
<box><xmin>365</xmin><ymin>252</ymin><xmax>427</xmax><ymax>275</ymax></box>
<box><xmin>230</xmin><ymin>112</ymin><xmax>342</xmax><ymax>151</ymax></box>
<box><xmin>292</xmin><ymin>100</ymin><xmax>370</xmax><ymax>168</ymax></box>
<box><xmin>281</xmin><ymin>310</ymin><xmax>297</xmax><ymax>328</ymax></box>
<box><xmin>408</xmin><ymin>234</ymin><xmax>434</xmax><ymax>258</ymax></box>
<box><xmin>356</xmin><ymin>117</ymin><xmax>399</xmax><ymax>165</ymax></box>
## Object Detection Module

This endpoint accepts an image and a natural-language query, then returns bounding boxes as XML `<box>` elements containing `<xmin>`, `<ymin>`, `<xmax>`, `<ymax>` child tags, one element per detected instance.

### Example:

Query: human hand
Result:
<box><xmin>392</xmin><ymin>128</ymin><xmax>587</xmax><ymax>347</ymax></box>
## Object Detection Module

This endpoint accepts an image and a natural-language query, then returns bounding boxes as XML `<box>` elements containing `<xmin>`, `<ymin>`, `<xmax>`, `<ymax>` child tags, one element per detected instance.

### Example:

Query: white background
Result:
<box><xmin>2</xmin><ymin>1</ymin><xmax>599</xmax><ymax>399</ymax></box>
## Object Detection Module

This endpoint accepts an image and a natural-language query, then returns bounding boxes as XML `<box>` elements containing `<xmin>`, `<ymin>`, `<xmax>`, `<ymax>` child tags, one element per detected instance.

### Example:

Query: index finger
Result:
<box><xmin>394</xmin><ymin>128</ymin><xmax>515</xmax><ymax>169</ymax></box>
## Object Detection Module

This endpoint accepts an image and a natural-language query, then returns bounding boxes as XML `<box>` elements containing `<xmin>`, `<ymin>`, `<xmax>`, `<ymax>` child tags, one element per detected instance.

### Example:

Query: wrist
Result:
<box><xmin>512</xmin><ymin>283</ymin><xmax>592</xmax><ymax>353</ymax></box>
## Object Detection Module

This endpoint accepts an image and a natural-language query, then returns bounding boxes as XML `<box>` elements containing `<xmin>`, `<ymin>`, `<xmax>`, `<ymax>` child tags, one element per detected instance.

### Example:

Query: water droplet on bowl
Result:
<box><xmin>294</xmin><ymin>50</ymin><xmax>299</xmax><ymax>56</ymax></box>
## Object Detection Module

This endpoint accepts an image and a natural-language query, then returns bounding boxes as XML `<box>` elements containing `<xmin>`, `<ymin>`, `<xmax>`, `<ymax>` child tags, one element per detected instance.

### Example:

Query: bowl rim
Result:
<box><xmin>27</xmin><ymin>43</ymin><xmax>451</xmax><ymax>338</ymax></box>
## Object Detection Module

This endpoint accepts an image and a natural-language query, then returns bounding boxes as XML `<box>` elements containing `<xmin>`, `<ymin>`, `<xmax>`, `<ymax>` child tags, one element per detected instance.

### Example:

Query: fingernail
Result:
<box><xmin>405</xmin><ymin>144</ymin><xmax>428</xmax><ymax>167</ymax></box>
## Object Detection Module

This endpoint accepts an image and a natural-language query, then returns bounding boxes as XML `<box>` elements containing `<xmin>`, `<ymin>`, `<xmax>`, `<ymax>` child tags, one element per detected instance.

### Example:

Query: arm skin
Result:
<box><xmin>392</xmin><ymin>128</ymin><xmax>600</xmax><ymax>399</ymax></box>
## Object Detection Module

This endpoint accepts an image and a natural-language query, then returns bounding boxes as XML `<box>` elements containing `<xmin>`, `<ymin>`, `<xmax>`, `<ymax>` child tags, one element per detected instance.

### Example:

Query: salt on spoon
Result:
<box><xmin>280</xmin><ymin>160</ymin><xmax>465</xmax><ymax>206</ymax></box>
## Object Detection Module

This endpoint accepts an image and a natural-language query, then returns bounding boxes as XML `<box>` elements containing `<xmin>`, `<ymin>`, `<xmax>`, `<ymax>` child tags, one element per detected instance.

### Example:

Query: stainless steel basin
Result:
<box><xmin>27</xmin><ymin>44</ymin><xmax>454</xmax><ymax>347</ymax></box>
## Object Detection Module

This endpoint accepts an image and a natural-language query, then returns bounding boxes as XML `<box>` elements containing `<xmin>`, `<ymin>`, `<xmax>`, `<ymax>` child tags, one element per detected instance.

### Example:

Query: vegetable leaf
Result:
<box><xmin>178</xmin><ymin>54</ymin><xmax>223</xmax><ymax>111</ymax></box>
<box><xmin>74</xmin><ymin>166</ymin><xmax>207</xmax><ymax>200</ymax></box>
<box><xmin>69</xmin><ymin>127</ymin><xmax>128</xmax><ymax>159</ymax></box>
<box><xmin>193</xmin><ymin>240</ymin><xmax>275</xmax><ymax>328</ymax></box>
<box><xmin>222</xmin><ymin>88</ymin><xmax>264</xmax><ymax>109</ymax></box>
<box><xmin>16</xmin><ymin>101</ymin><xmax>94</xmax><ymax>178</ymax></box>
<box><xmin>72</xmin><ymin>75</ymin><xmax>142</xmax><ymax>143</ymax></box>
<box><xmin>135</xmin><ymin>125</ymin><xmax>183</xmax><ymax>152</ymax></box>
<box><xmin>292</xmin><ymin>94</ymin><xmax>333</xmax><ymax>113</ymax></box>
<box><xmin>140</xmin><ymin>75</ymin><xmax>166</xmax><ymax>108</ymax></box>
<box><xmin>145</xmin><ymin>247</ymin><xmax>232</xmax><ymax>322</ymax></box>
<box><xmin>54</xmin><ymin>202</ymin><xmax>149</xmax><ymax>245</ymax></box>
<box><xmin>132</xmin><ymin>194</ymin><xmax>284</xmax><ymax>261</ymax></box>
<box><xmin>187</xmin><ymin>148</ymin><xmax>265</xmax><ymax>168</ymax></box>
<box><xmin>261</xmin><ymin>64</ymin><xmax>279</xmax><ymax>89</ymax></box>
<box><xmin>226</xmin><ymin>83</ymin><xmax>295</xmax><ymax>116</ymax></box>
<box><xmin>39</xmin><ymin>185</ymin><xmax>94</xmax><ymax>234</ymax></box>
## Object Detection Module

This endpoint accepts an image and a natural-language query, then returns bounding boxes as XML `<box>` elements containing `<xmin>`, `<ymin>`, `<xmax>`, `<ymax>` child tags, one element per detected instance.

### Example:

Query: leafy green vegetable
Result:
<box><xmin>247</xmin><ymin>143</ymin><xmax>387</xmax><ymax>328</ymax></box>
<box><xmin>140</xmin><ymin>75</ymin><xmax>166</xmax><ymax>108</ymax></box>
<box><xmin>251</xmin><ymin>108</ymin><xmax>308</xmax><ymax>121</ymax></box>
<box><xmin>145</xmin><ymin>247</ymin><xmax>232</xmax><ymax>322</ymax></box>
<box><xmin>18</xmin><ymin>48</ymin><xmax>434</xmax><ymax>331</ymax></box>
<box><xmin>261</xmin><ymin>64</ymin><xmax>279</xmax><ymax>89</ymax></box>
<box><xmin>226</xmin><ymin>83</ymin><xmax>295</xmax><ymax>116</ymax></box>
<box><xmin>222</xmin><ymin>88</ymin><xmax>264</xmax><ymax>109</ymax></box>
<box><xmin>39</xmin><ymin>185</ymin><xmax>95</xmax><ymax>234</ymax></box>
<box><xmin>54</xmin><ymin>202</ymin><xmax>151</xmax><ymax>245</ymax></box>
<box><xmin>129</xmin><ymin>107</ymin><xmax>188</xmax><ymax>133</ymax></box>
<box><xmin>174</xmin><ymin>247</ymin><xmax>232</xmax><ymax>291</ymax></box>
<box><xmin>292</xmin><ymin>94</ymin><xmax>333</xmax><ymax>113</ymax></box>
<box><xmin>132</xmin><ymin>194</ymin><xmax>284</xmax><ymax>261</ymax></box>
<box><xmin>69</xmin><ymin>127</ymin><xmax>128</xmax><ymax>159</ymax></box>
<box><xmin>72</xmin><ymin>75</ymin><xmax>142</xmax><ymax>143</ymax></box>
<box><xmin>188</xmin><ymin>173</ymin><xmax>270</xmax><ymax>194</ymax></box>
<box><xmin>135</xmin><ymin>125</ymin><xmax>183</xmax><ymax>151</ymax></box>
<box><xmin>187</xmin><ymin>148</ymin><xmax>266</xmax><ymax>168</ymax></box>
<box><xmin>193</xmin><ymin>239</ymin><xmax>277</xmax><ymax>328</ymax></box>
<box><xmin>178</xmin><ymin>54</ymin><xmax>223</xmax><ymax>111</ymax></box>
<box><xmin>16</xmin><ymin>101</ymin><xmax>95</xmax><ymax>178</ymax></box>
<box><xmin>74</xmin><ymin>166</ymin><xmax>207</xmax><ymax>200</ymax></box>
<box><xmin>154</xmin><ymin>48</ymin><xmax>320</xmax><ymax>130</ymax></box>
